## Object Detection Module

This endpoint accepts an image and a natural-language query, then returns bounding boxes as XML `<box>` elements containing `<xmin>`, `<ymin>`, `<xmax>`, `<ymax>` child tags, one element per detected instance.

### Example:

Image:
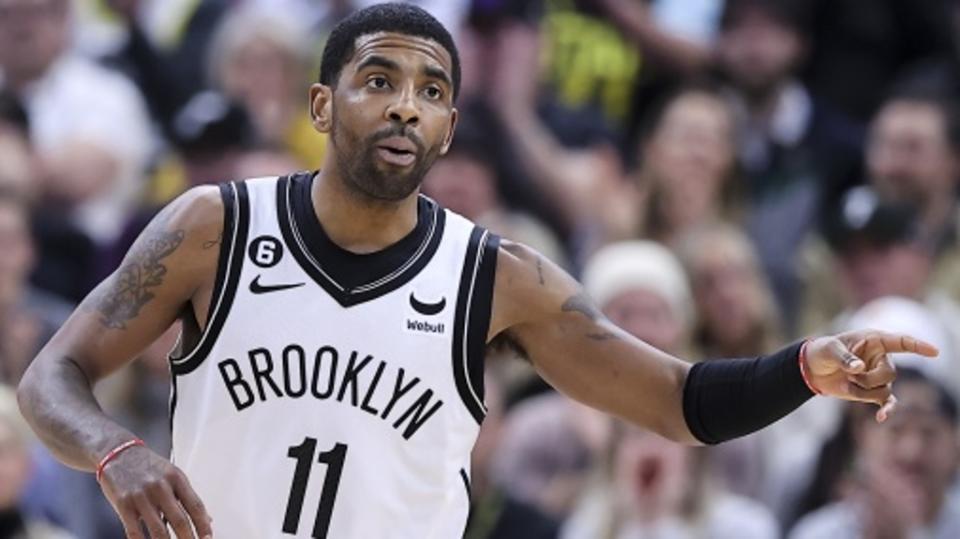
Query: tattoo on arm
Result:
<box><xmin>561</xmin><ymin>292</ymin><xmax>622</xmax><ymax>342</ymax></box>
<box><xmin>536</xmin><ymin>256</ymin><xmax>545</xmax><ymax>286</ymax></box>
<box><xmin>561</xmin><ymin>292</ymin><xmax>603</xmax><ymax>321</ymax></box>
<box><xmin>93</xmin><ymin>226</ymin><xmax>185</xmax><ymax>329</ymax></box>
<box><xmin>586</xmin><ymin>331</ymin><xmax>620</xmax><ymax>341</ymax></box>
<box><xmin>202</xmin><ymin>232</ymin><xmax>222</xmax><ymax>250</ymax></box>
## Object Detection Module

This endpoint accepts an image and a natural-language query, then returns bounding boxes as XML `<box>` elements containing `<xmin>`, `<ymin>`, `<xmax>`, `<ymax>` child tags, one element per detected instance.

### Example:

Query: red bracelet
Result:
<box><xmin>798</xmin><ymin>340</ymin><xmax>820</xmax><ymax>395</ymax></box>
<box><xmin>96</xmin><ymin>438</ymin><xmax>145</xmax><ymax>483</ymax></box>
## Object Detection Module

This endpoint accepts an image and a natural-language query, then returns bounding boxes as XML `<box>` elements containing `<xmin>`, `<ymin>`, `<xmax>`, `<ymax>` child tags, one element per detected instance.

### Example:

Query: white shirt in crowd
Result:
<box><xmin>16</xmin><ymin>54</ymin><xmax>153</xmax><ymax>244</ymax></box>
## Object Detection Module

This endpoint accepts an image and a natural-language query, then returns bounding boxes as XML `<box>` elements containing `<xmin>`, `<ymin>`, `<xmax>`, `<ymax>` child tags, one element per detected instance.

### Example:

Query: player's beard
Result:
<box><xmin>330</xmin><ymin>108</ymin><xmax>440</xmax><ymax>202</ymax></box>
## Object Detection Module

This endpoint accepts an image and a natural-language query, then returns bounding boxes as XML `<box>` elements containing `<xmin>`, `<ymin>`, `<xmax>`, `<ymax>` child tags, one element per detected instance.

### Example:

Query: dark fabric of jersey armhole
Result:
<box><xmin>451</xmin><ymin>227</ymin><xmax>498</xmax><ymax>425</ymax></box>
<box><xmin>168</xmin><ymin>183</ymin><xmax>234</xmax><ymax>364</ymax></box>
<box><xmin>459</xmin><ymin>467</ymin><xmax>472</xmax><ymax>501</ymax></box>
<box><xmin>459</xmin><ymin>467</ymin><xmax>472</xmax><ymax>535</ymax></box>
<box><xmin>467</xmin><ymin>232</ymin><xmax>498</xmax><ymax>414</ymax></box>
<box><xmin>170</xmin><ymin>181</ymin><xmax>250</xmax><ymax>376</ymax></box>
<box><xmin>168</xmin><ymin>374</ymin><xmax>178</xmax><ymax>437</ymax></box>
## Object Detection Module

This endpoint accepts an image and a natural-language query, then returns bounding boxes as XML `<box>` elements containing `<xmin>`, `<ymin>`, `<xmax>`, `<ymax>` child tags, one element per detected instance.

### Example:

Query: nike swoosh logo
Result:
<box><xmin>249</xmin><ymin>275</ymin><xmax>305</xmax><ymax>294</ymax></box>
<box><xmin>409</xmin><ymin>292</ymin><xmax>446</xmax><ymax>315</ymax></box>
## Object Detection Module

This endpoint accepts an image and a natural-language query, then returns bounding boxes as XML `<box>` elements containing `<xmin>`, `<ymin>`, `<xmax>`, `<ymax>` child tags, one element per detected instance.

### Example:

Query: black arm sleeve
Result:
<box><xmin>682</xmin><ymin>341</ymin><xmax>814</xmax><ymax>445</ymax></box>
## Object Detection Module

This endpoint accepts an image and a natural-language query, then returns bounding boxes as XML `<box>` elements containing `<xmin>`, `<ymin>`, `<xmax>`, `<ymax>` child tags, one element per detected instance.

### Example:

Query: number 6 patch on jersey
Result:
<box><xmin>249</xmin><ymin>235</ymin><xmax>284</xmax><ymax>268</ymax></box>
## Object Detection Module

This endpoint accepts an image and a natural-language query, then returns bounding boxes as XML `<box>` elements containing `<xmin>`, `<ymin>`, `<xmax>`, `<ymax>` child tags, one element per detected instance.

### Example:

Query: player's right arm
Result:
<box><xmin>17</xmin><ymin>186</ymin><xmax>222</xmax><ymax>539</ymax></box>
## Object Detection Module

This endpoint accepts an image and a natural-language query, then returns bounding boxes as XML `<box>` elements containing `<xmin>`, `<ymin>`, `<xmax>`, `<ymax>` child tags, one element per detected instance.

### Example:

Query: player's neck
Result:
<box><xmin>311</xmin><ymin>169</ymin><xmax>419</xmax><ymax>254</ymax></box>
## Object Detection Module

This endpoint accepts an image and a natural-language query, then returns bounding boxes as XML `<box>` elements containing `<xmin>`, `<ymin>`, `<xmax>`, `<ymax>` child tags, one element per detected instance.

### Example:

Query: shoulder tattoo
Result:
<box><xmin>93</xmin><ymin>225</ymin><xmax>185</xmax><ymax>329</ymax></box>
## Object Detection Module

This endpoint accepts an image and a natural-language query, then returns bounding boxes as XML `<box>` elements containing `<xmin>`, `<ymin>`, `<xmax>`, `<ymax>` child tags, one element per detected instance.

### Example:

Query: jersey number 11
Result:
<box><xmin>283</xmin><ymin>438</ymin><xmax>347</xmax><ymax>538</ymax></box>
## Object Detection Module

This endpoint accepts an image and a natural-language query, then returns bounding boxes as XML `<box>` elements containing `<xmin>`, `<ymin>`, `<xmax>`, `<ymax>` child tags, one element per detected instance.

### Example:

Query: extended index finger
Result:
<box><xmin>170</xmin><ymin>471</ymin><xmax>213</xmax><ymax>539</ymax></box>
<box><xmin>872</xmin><ymin>333</ymin><xmax>939</xmax><ymax>357</ymax></box>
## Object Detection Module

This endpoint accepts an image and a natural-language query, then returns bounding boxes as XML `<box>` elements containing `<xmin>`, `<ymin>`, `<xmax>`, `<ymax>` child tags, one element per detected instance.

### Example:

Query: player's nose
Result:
<box><xmin>385</xmin><ymin>89</ymin><xmax>419</xmax><ymax>126</ymax></box>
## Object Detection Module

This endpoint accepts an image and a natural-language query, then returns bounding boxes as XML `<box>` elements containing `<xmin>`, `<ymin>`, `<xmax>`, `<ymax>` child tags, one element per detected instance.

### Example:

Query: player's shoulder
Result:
<box><xmin>162</xmin><ymin>184</ymin><xmax>226</xmax><ymax>235</ymax></box>
<box><xmin>142</xmin><ymin>184</ymin><xmax>229</xmax><ymax>274</ymax></box>
<box><xmin>490</xmin><ymin>239</ymin><xmax>581</xmax><ymax>336</ymax></box>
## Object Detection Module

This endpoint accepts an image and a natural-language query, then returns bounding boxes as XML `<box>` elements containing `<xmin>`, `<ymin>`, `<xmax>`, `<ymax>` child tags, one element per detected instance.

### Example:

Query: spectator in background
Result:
<box><xmin>0</xmin><ymin>183</ymin><xmax>74</xmax><ymax>534</ymax></box>
<box><xmin>866</xmin><ymin>91</ymin><xmax>960</xmax><ymax>298</ymax></box>
<box><xmin>613</xmin><ymin>84</ymin><xmax>739</xmax><ymax>247</ymax></box>
<box><xmin>789</xmin><ymin>188</ymin><xmax>957</xmax><ymax>518</ymax></box>
<box><xmin>561</xmin><ymin>421</ymin><xmax>778</xmax><ymax>539</ymax></box>
<box><xmin>481</xmin><ymin>10</ymin><xmax>624</xmax><ymax>255</ymax></box>
<box><xmin>424</xmin><ymin>124</ymin><xmax>568</xmax><ymax>268</ymax></box>
<box><xmin>465</xmin><ymin>374</ymin><xmax>559</xmax><ymax>539</ymax></box>
<box><xmin>104</xmin><ymin>0</ymin><xmax>231</xmax><ymax>140</ymax></box>
<box><xmin>0</xmin><ymin>91</ymin><xmax>31</xmax><ymax>147</ymax></box>
<box><xmin>586</xmin><ymin>240</ymin><xmax>775</xmax><ymax>504</ymax></box>
<box><xmin>799</xmin><ymin>90</ymin><xmax>960</xmax><ymax>336</ymax></box>
<box><xmin>716</xmin><ymin>0</ymin><xmax>862</xmax><ymax>327</ymax></box>
<box><xmin>896</xmin><ymin>0</ymin><xmax>960</xmax><ymax>99</ymax></box>
<box><xmin>840</xmin><ymin>295</ymin><xmax>960</xmax><ymax>408</ymax></box>
<box><xmin>677</xmin><ymin>224</ymin><xmax>783</xmax><ymax>359</ymax></box>
<box><xmin>587</xmin><ymin>0</ymin><xmax>722</xmax><ymax>148</ymax></box>
<box><xmin>800</xmin><ymin>186</ymin><xmax>960</xmax><ymax>342</ymax></box>
<box><xmin>0</xmin><ymin>93</ymin><xmax>92</xmax><ymax>304</ymax></box>
<box><xmin>790</xmin><ymin>369</ymin><xmax>960</xmax><ymax>539</ymax></box>
<box><xmin>146</xmin><ymin>91</ymin><xmax>258</xmax><ymax>204</ymax></box>
<box><xmin>802</xmin><ymin>0</ymin><xmax>953</xmax><ymax>124</ymax></box>
<box><xmin>120</xmin><ymin>91</ymin><xmax>301</xmax><ymax>261</ymax></box>
<box><xmin>244</xmin><ymin>0</ymin><xmax>471</xmax><ymax>40</ymax></box>
<box><xmin>678</xmin><ymin>225</ymin><xmax>800</xmax><ymax>504</ymax></box>
<box><xmin>0</xmin><ymin>0</ymin><xmax>153</xmax><ymax>249</ymax></box>
<box><xmin>781</xmin><ymin>297</ymin><xmax>960</xmax><ymax>528</ymax></box>
<box><xmin>0</xmin><ymin>129</ymin><xmax>35</xmax><ymax>203</ymax></box>
<box><xmin>20</xmin><ymin>325</ymin><xmax>183</xmax><ymax>539</ymax></box>
<box><xmin>208</xmin><ymin>5</ymin><xmax>327</xmax><ymax>170</ymax></box>
<box><xmin>492</xmin><ymin>242</ymin><xmax>694</xmax><ymax>519</ymax></box>
<box><xmin>785</xmin><ymin>402</ymin><xmax>873</xmax><ymax>533</ymax></box>
<box><xmin>497</xmin><ymin>78</ymin><xmax>738</xmax><ymax>262</ymax></box>
<box><xmin>0</xmin><ymin>192</ymin><xmax>67</xmax><ymax>385</ymax></box>
<box><xmin>0</xmin><ymin>386</ymin><xmax>73</xmax><ymax>539</ymax></box>
<box><xmin>537</xmin><ymin>0</ymin><xmax>643</xmax><ymax>131</ymax></box>
<box><xmin>580</xmin><ymin>242</ymin><xmax>694</xmax><ymax>356</ymax></box>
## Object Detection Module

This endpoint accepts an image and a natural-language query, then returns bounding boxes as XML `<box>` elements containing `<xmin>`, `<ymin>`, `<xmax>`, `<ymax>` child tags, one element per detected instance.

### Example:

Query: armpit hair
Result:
<box><xmin>489</xmin><ymin>331</ymin><xmax>531</xmax><ymax>363</ymax></box>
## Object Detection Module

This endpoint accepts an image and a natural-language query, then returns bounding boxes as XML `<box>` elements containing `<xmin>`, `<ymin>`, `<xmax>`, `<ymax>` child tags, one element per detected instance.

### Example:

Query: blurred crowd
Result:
<box><xmin>2</xmin><ymin>0</ymin><xmax>960</xmax><ymax>537</ymax></box>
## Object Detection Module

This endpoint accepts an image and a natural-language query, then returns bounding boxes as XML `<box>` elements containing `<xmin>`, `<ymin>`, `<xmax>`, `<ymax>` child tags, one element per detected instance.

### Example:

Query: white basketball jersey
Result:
<box><xmin>168</xmin><ymin>172</ymin><xmax>499</xmax><ymax>538</ymax></box>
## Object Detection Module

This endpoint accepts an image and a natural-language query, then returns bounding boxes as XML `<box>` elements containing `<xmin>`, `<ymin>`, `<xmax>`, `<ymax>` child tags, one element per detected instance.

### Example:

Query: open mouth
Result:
<box><xmin>376</xmin><ymin>146</ymin><xmax>416</xmax><ymax>167</ymax></box>
<box><xmin>636</xmin><ymin>458</ymin><xmax>662</xmax><ymax>492</ymax></box>
<box><xmin>376</xmin><ymin>137</ymin><xmax>418</xmax><ymax>167</ymax></box>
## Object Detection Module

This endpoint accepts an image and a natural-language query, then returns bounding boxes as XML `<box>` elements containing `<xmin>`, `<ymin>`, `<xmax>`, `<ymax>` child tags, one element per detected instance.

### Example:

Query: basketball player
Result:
<box><xmin>17</xmin><ymin>4</ymin><xmax>936</xmax><ymax>539</ymax></box>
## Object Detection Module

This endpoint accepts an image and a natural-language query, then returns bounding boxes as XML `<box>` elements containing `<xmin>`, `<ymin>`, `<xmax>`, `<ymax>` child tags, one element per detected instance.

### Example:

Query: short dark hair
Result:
<box><xmin>882</xmin><ymin>85</ymin><xmax>960</xmax><ymax>151</ymax></box>
<box><xmin>319</xmin><ymin>3</ymin><xmax>461</xmax><ymax>100</ymax></box>
<box><xmin>823</xmin><ymin>185</ymin><xmax>921</xmax><ymax>253</ymax></box>
<box><xmin>720</xmin><ymin>0</ymin><xmax>811</xmax><ymax>33</ymax></box>
<box><xmin>894</xmin><ymin>367</ymin><xmax>959</xmax><ymax>424</ymax></box>
<box><xmin>636</xmin><ymin>79</ymin><xmax>730</xmax><ymax>145</ymax></box>
<box><xmin>0</xmin><ymin>91</ymin><xmax>29</xmax><ymax>135</ymax></box>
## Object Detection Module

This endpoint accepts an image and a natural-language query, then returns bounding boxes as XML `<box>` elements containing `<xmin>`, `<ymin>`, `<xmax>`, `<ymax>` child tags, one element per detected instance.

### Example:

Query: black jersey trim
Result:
<box><xmin>276</xmin><ymin>174</ymin><xmax>446</xmax><ymax>307</ymax></box>
<box><xmin>459</xmin><ymin>467</ymin><xmax>472</xmax><ymax>500</ymax></box>
<box><xmin>169</xmin><ymin>373</ymin><xmax>178</xmax><ymax>436</ymax></box>
<box><xmin>170</xmin><ymin>181</ymin><xmax>250</xmax><ymax>376</ymax></box>
<box><xmin>459</xmin><ymin>467</ymin><xmax>473</xmax><ymax>537</ymax></box>
<box><xmin>451</xmin><ymin>227</ymin><xmax>500</xmax><ymax>425</ymax></box>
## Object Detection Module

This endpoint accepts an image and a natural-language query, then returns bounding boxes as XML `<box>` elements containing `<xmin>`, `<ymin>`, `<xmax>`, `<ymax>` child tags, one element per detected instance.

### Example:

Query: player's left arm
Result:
<box><xmin>488</xmin><ymin>241</ymin><xmax>938</xmax><ymax>445</ymax></box>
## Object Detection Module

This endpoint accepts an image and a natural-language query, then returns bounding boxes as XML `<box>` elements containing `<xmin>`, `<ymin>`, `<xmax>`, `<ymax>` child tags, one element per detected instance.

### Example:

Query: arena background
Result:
<box><xmin>1</xmin><ymin>0</ymin><xmax>960</xmax><ymax>537</ymax></box>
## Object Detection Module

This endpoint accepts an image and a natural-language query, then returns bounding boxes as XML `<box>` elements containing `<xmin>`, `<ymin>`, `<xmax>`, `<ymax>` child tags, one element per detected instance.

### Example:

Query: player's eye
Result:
<box><xmin>366</xmin><ymin>76</ymin><xmax>391</xmax><ymax>90</ymax></box>
<box><xmin>423</xmin><ymin>86</ymin><xmax>443</xmax><ymax>101</ymax></box>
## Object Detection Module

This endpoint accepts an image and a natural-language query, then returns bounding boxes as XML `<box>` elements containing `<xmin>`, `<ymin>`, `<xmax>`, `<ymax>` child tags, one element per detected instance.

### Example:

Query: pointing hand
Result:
<box><xmin>802</xmin><ymin>331</ymin><xmax>938</xmax><ymax>422</ymax></box>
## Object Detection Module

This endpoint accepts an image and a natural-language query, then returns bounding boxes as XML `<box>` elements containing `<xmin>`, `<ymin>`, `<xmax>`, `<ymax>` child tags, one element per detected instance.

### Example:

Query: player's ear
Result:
<box><xmin>438</xmin><ymin>108</ymin><xmax>458</xmax><ymax>156</ymax></box>
<box><xmin>309</xmin><ymin>84</ymin><xmax>333</xmax><ymax>133</ymax></box>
